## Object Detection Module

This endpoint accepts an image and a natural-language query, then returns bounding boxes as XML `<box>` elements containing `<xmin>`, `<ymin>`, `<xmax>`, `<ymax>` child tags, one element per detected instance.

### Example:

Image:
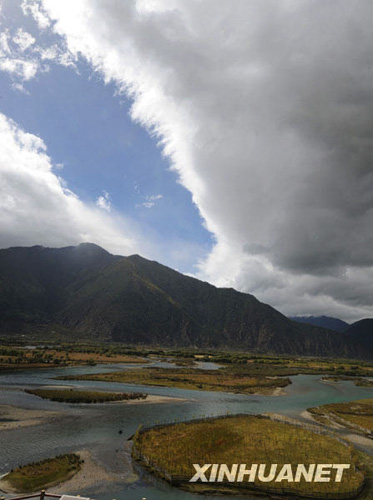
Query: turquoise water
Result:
<box><xmin>0</xmin><ymin>362</ymin><xmax>372</xmax><ymax>500</ymax></box>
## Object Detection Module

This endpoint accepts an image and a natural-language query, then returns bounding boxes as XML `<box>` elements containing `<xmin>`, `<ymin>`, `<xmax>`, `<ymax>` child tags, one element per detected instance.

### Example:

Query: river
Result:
<box><xmin>0</xmin><ymin>361</ymin><xmax>372</xmax><ymax>500</ymax></box>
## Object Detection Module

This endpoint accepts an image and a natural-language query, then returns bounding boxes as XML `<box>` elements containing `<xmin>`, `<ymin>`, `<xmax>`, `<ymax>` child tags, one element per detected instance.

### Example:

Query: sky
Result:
<box><xmin>0</xmin><ymin>0</ymin><xmax>373</xmax><ymax>323</ymax></box>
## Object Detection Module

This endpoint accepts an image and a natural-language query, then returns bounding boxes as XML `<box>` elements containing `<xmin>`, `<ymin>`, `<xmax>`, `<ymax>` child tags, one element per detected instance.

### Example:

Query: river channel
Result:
<box><xmin>0</xmin><ymin>361</ymin><xmax>372</xmax><ymax>500</ymax></box>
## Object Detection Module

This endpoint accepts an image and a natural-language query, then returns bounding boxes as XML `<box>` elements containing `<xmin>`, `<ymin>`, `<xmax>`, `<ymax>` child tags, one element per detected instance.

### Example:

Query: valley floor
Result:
<box><xmin>2</xmin><ymin>348</ymin><xmax>373</xmax><ymax>499</ymax></box>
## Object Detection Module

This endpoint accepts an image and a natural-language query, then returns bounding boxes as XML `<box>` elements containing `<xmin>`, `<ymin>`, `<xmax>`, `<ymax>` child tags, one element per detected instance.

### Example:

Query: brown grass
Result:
<box><xmin>58</xmin><ymin>367</ymin><xmax>290</xmax><ymax>394</ymax></box>
<box><xmin>3</xmin><ymin>454</ymin><xmax>81</xmax><ymax>493</ymax></box>
<box><xmin>132</xmin><ymin>415</ymin><xmax>364</xmax><ymax>498</ymax></box>
<box><xmin>309</xmin><ymin>399</ymin><xmax>373</xmax><ymax>433</ymax></box>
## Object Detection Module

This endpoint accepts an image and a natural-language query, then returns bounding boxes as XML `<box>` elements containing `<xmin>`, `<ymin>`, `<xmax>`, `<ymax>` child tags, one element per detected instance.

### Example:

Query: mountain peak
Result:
<box><xmin>74</xmin><ymin>242</ymin><xmax>112</xmax><ymax>255</ymax></box>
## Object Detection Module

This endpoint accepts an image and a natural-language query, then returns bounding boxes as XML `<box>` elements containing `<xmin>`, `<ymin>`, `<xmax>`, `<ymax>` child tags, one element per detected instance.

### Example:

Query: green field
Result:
<box><xmin>26</xmin><ymin>388</ymin><xmax>147</xmax><ymax>403</ymax></box>
<box><xmin>132</xmin><ymin>414</ymin><xmax>365</xmax><ymax>498</ymax></box>
<box><xmin>3</xmin><ymin>453</ymin><xmax>81</xmax><ymax>492</ymax></box>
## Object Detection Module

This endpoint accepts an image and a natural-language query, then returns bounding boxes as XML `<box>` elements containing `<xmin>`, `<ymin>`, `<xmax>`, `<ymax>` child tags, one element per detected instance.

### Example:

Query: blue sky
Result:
<box><xmin>0</xmin><ymin>0</ymin><xmax>212</xmax><ymax>272</ymax></box>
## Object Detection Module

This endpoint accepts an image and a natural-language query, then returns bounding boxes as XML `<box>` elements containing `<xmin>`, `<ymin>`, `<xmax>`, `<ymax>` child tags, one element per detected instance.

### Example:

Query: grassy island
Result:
<box><xmin>26</xmin><ymin>388</ymin><xmax>147</xmax><ymax>403</ymax></box>
<box><xmin>308</xmin><ymin>398</ymin><xmax>373</xmax><ymax>435</ymax></box>
<box><xmin>355</xmin><ymin>379</ymin><xmax>373</xmax><ymax>388</ymax></box>
<box><xmin>57</xmin><ymin>367</ymin><xmax>290</xmax><ymax>395</ymax></box>
<box><xmin>132</xmin><ymin>415</ymin><xmax>365</xmax><ymax>499</ymax></box>
<box><xmin>322</xmin><ymin>376</ymin><xmax>373</xmax><ymax>388</ymax></box>
<box><xmin>3</xmin><ymin>453</ymin><xmax>81</xmax><ymax>493</ymax></box>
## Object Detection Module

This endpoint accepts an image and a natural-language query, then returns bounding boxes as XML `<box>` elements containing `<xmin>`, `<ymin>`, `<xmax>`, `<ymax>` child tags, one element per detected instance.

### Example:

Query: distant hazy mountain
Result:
<box><xmin>0</xmin><ymin>243</ymin><xmax>367</xmax><ymax>358</ymax></box>
<box><xmin>289</xmin><ymin>316</ymin><xmax>349</xmax><ymax>333</ymax></box>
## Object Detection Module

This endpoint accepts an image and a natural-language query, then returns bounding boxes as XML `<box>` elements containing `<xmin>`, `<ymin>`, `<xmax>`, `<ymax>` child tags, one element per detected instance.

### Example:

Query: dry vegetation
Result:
<box><xmin>132</xmin><ymin>414</ymin><xmax>365</xmax><ymax>498</ymax></box>
<box><xmin>309</xmin><ymin>399</ymin><xmax>373</xmax><ymax>435</ymax></box>
<box><xmin>26</xmin><ymin>388</ymin><xmax>147</xmax><ymax>403</ymax></box>
<box><xmin>2</xmin><ymin>343</ymin><xmax>373</xmax><ymax>377</ymax></box>
<box><xmin>58</xmin><ymin>366</ymin><xmax>290</xmax><ymax>395</ymax></box>
<box><xmin>3</xmin><ymin>454</ymin><xmax>81</xmax><ymax>493</ymax></box>
<box><xmin>322</xmin><ymin>376</ymin><xmax>373</xmax><ymax>388</ymax></box>
<box><xmin>0</xmin><ymin>345</ymin><xmax>145</xmax><ymax>369</ymax></box>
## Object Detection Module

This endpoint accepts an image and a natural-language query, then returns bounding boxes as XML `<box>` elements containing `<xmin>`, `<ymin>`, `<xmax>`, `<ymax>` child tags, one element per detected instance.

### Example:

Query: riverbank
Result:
<box><xmin>0</xmin><ymin>394</ymin><xmax>187</xmax><ymax>433</ymax></box>
<box><xmin>0</xmin><ymin>454</ymin><xmax>81</xmax><ymax>493</ymax></box>
<box><xmin>118</xmin><ymin>394</ymin><xmax>188</xmax><ymax>404</ymax></box>
<box><xmin>49</xmin><ymin>449</ymin><xmax>137</xmax><ymax>494</ymax></box>
<box><xmin>0</xmin><ymin>449</ymin><xmax>136</xmax><ymax>495</ymax></box>
<box><xmin>0</xmin><ymin>404</ymin><xmax>62</xmax><ymax>431</ymax></box>
<box><xmin>308</xmin><ymin>399</ymin><xmax>373</xmax><ymax>437</ymax></box>
<box><xmin>301</xmin><ymin>410</ymin><xmax>373</xmax><ymax>447</ymax></box>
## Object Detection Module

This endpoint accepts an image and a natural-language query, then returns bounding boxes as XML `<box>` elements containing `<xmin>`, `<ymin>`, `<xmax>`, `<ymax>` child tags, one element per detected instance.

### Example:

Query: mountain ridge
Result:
<box><xmin>289</xmin><ymin>315</ymin><xmax>350</xmax><ymax>333</ymax></box>
<box><xmin>0</xmin><ymin>243</ymin><xmax>369</xmax><ymax>358</ymax></box>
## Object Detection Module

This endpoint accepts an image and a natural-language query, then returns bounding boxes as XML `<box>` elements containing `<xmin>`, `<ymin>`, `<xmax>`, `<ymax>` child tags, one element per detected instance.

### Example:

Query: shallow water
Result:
<box><xmin>0</xmin><ymin>362</ymin><xmax>372</xmax><ymax>500</ymax></box>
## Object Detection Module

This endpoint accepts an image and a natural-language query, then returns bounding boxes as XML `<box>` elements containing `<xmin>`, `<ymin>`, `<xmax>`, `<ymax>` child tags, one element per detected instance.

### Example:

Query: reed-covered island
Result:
<box><xmin>58</xmin><ymin>366</ymin><xmax>290</xmax><ymax>395</ymax></box>
<box><xmin>1</xmin><ymin>454</ymin><xmax>81</xmax><ymax>493</ymax></box>
<box><xmin>26</xmin><ymin>388</ymin><xmax>147</xmax><ymax>403</ymax></box>
<box><xmin>132</xmin><ymin>414</ymin><xmax>366</xmax><ymax>499</ymax></box>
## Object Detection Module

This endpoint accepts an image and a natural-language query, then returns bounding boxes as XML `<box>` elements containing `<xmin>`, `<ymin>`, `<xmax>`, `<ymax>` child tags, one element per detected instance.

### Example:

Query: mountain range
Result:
<box><xmin>0</xmin><ymin>243</ymin><xmax>371</xmax><ymax>358</ymax></box>
<box><xmin>289</xmin><ymin>316</ymin><xmax>349</xmax><ymax>333</ymax></box>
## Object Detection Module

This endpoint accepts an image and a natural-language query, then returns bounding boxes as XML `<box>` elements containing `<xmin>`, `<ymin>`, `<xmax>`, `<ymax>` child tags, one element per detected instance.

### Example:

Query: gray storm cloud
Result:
<box><xmin>24</xmin><ymin>0</ymin><xmax>373</xmax><ymax>320</ymax></box>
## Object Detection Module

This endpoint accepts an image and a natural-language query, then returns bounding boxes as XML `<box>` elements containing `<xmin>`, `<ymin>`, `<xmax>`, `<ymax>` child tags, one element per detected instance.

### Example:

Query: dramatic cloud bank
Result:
<box><xmin>17</xmin><ymin>1</ymin><xmax>373</xmax><ymax>320</ymax></box>
<box><xmin>0</xmin><ymin>112</ymin><xmax>137</xmax><ymax>254</ymax></box>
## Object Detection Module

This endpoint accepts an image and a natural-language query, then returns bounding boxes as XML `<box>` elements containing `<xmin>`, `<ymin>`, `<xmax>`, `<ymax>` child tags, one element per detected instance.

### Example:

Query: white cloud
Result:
<box><xmin>0</xmin><ymin>112</ymin><xmax>137</xmax><ymax>256</ymax></box>
<box><xmin>96</xmin><ymin>191</ymin><xmax>112</xmax><ymax>212</ymax></box>
<box><xmin>0</xmin><ymin>112</ymin><xmax>203</xmax><ymax>272</ymax></box>
<box><xmin>0</xmin><ymin>57</ymin><xmax>38</xmax><ymax>80</ymax></box>
<box><xmin>0</xmin><ymin>27</ymin><xmax>40</xmax><ymax>86</ymax></box>
<box><xmin>0</xmin><ymin>31</ymin><xmax>11</xmax><ymax>56</ymax></box>
<box><xmin>21</xmin><ymin>0</ymin><xmax>50</xmax><ymax>29</ymax></box>
<box><xmin>35</xmin><ymin>44</ymin><xmax>76</xmax><ymax>68</ymax></box>
<box><xmin>13</xmin><ymin>28</ymin><xmax>35</xmax><ymax>51</ymax></box>
<box><xmin>141</xmin><ymin>194</ymin><xmax>163</xmax><ymax>209</ymax></box>
<box><xmin>0</xmin><ymin>9</ymin><xmax>76</xmax><ymax>90</ymax></box>
<box><xmin>0</xmin><ymin>0</ymin><xmax>369</xmax><ymax>319</ymax></box>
